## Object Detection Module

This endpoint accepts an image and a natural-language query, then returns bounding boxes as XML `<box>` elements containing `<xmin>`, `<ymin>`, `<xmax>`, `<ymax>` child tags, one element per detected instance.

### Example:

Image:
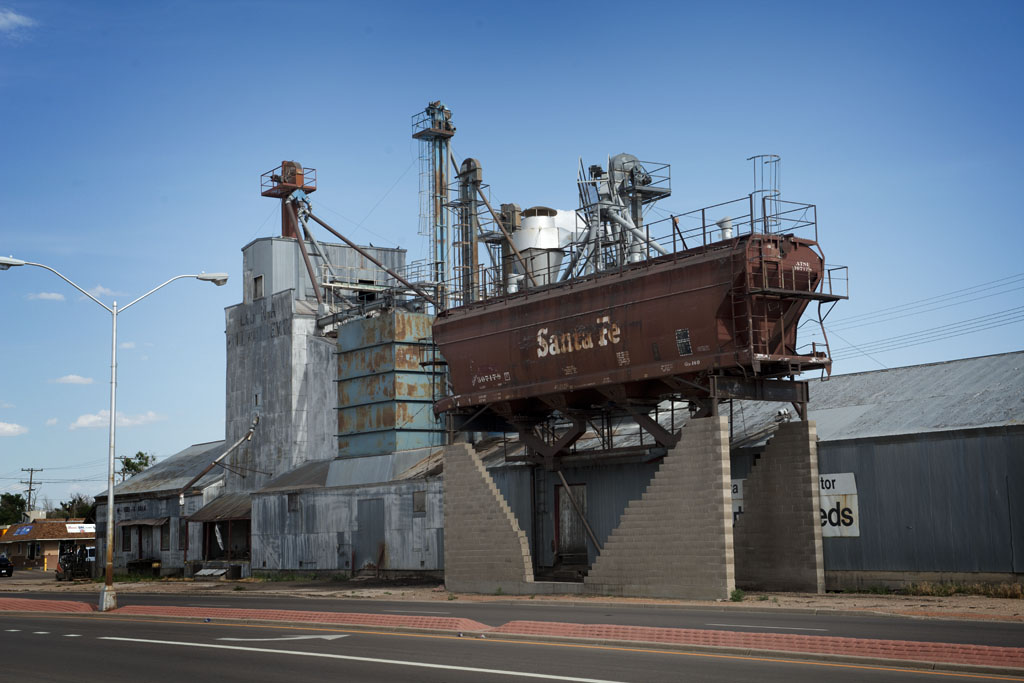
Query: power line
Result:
<box><xmin>819</xmin><ymin>273</ymin><xmax>1024</xmax><ymax>328</ymax></box>
<box><xmin>830</xmin><ymin>307</ymin><xmax>1024</xmax><ymax>361</ymax></box>
<box><xmin>830</xmin><ymin>305</ymin><xmax>1024</xmax><ymax>352</ymax></box>
<box><xmin>819</xmin><ymin>283</ymin><xmax>1024</xmax><ymax>334</ymax></box>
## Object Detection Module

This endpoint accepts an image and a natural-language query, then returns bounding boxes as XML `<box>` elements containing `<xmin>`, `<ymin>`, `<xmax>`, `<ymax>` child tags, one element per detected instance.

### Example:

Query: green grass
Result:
<box><xmin>900</xmin><ymin>582</ymin><xmax>1022</xmax><ymax>599</ymax></box>
<box><xmin>729</xmin><ymin>588</ymin><xmax>745</xmax><ymax>602</ymax></box>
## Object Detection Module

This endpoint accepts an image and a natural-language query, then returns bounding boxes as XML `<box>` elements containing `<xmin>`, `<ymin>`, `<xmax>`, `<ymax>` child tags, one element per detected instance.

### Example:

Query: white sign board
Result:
<box><xmin>731</xmin><ymin>479</ymin><xmax>744</xmax><ymax>524</ymax></box>
<box><xmin>819</xmin><ymin>473</ymin><xmax>859</xmax><ymax>537</ymax></box>
<box><xmin>66</xmin><ymin>523</ymin><xmax>96</xmax><ymax>534</ymax></box>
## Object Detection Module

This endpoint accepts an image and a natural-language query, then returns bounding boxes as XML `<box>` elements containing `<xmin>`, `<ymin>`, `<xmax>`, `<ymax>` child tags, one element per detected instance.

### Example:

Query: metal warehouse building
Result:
<box><xmin>480</xmin><ymin>352</ymin><xmax>1023</xmax><ymax>591</ymax></box>
<box><xmin>728</xmin><ymin>351</ymin><xmax>1024</xmax><ymax>589</ymax></box>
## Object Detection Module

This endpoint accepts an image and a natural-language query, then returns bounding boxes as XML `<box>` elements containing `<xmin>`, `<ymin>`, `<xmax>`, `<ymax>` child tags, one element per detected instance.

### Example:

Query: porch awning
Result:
<box><xmin>188</xmin><ymin>493</ymin><xmax>251</xmax><ymax>522</ymax></box>
<box><xmin>116</xmin><ymin>517</ymin><xmax>168</xmax><ymax>527</ymax></box>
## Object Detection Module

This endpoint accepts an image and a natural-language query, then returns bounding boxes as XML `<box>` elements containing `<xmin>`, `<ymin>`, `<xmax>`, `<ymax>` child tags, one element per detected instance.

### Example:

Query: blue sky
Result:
<box><xmin>1</xmin><ymin>1</ymin><xmax>1021</xmax><ymax>505</ymax></box>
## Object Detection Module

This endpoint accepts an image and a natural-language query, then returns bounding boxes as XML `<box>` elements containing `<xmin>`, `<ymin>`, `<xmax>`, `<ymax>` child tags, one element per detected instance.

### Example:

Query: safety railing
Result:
<box><xmin>400</xmin><ymin>195</ymin><xmax>828</xmax><ymax>309</ymax></box>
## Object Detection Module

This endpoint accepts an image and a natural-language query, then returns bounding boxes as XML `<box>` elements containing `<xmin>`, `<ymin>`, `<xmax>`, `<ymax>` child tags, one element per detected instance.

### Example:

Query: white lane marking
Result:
<box><xmin>64</xmin><ymin>634</ymin><xmax>82</xmax><ymax>637</ymax></box>
<box><xmin>382</xmin><ymin>609</ymin><xmax>450</xmax><ymax>615</ymax></box>
<box><xmin>706</xmin><ymin>623</ymin><xmax>827</xmax><ymax>632</ymax></box>
<box><xmin>99</xmin><ymin>637</ymin><xmax>626</xmax><ymax>682</ymax></box>
<box><xmin>218</xmin><ymin>635</ymin><xmax>348</xmax><ymax>642</ymax></box>
<box><xmin>32</xmin><ymin>631</ymin><xmax>49</xmax><ymax>634</ymax></box>
<box><xmin>5</xmin><ymin>630</ymin><xmax>20</xmax><ymax>632</ymax></box>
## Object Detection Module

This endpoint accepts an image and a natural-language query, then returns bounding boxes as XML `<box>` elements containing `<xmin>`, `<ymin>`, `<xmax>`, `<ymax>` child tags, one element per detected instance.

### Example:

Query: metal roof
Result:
<box><xmin>100</xmin><ymin>440</ymin><xmax>227</xmax><ymax>499</ymax></box>
<box><xmin>188</xmin><ymin>492</ymin><xmax>251</xmax><ymax>522</ymax></box>
<box><xmin>730</xmin><ymin>350</ymin><xmax>1024</xmax><ymax>444</ymax></box>
<box><xmin>255</xmin><ymin>460</ymin><xmax>331</xmax><ymax>493</ymax></box>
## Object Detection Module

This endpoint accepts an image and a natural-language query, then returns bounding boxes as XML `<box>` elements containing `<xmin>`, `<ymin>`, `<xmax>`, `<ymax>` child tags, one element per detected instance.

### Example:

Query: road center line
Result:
<box><xmin>706</xmin><ymin>623</ymin><xmax>828</xmax><ymax>632</ymax></box>
<box><xmin>99</xmin><ymin>637</ymin><xmax>627</xmax><ymax>683</ymax></box>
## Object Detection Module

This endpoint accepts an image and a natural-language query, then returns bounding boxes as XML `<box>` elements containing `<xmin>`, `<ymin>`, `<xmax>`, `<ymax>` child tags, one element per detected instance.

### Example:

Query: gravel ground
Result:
<box><xmin>6</xmin><ymin>568</ymin><xmax>1021</xmax><ymax>622</ymax></box>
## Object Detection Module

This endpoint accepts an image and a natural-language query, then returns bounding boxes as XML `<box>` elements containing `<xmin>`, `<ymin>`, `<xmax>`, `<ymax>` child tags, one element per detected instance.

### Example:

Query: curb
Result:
<box><xmin>474</xmin><ymin>598</ymin><xmax>1023</xmax><ymax>625</ymax></box>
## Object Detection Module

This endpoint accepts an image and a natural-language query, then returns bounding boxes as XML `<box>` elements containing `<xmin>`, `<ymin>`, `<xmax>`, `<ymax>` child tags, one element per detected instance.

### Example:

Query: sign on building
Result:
<box><xmin>731</xmin><ymin>479</ymin><xmax>744</xmax><ymax>524</ymax></box>
<box><xmin>819</xmin><ymin>473</ymin><xmax>859</xmax><ymax>537</ymax></box>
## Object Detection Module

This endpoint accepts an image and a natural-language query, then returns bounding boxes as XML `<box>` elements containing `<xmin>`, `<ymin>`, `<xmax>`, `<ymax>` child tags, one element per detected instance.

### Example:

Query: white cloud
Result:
<box><xmin>118</xmin><ymin>411</ymin><xmax>163</xmax><ymax>427</ymax></box>
<box><xmin>28</xmin><ymin>292</ymin><xmax>65</xmax><ymax>301</ymax></box>
<box><xmin>0</xmin><ymin>401</ymin><xmax>13</xmax><ymax>409</ymax></box>
<box><xmin>69</xmin><ymin>409</ymin><xmax>164</xmax><ymax>430</ymax></box>
<box><xmin>69</xmin><ymin>412</ymin><xmax>105</xmax><ymax>430</ymax></box>
<box><xmin>45</xmin><ymin>417</ymin><xmax>57</xmax><ymax>426</ymax></box>
<box><xmin>0</xmin><ymin>9</ymin><xmax>35</xmax><ymax>35</ymax></box>
<box><xmin>87</xmin><ymin>285</ymin><xmax>115</xmax><ymax>299</ymax></box>
<box><xmin>0</xmin><ymin>421</ymin><xmax>28</xmax><ymax>437</ymax></box>
<box><xmin>54</xmin><ymin>374</ymin><xmax>93</xmax><ymax>385</ymax></box>
<box><xmin>119</xmin><ymin>341</ymin><xmax>136</xmax><ymax>350</ymax></box>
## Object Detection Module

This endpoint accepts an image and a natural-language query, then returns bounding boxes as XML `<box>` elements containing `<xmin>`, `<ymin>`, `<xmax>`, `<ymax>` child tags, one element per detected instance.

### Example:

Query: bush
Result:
<box><xmin>730</xmin><ymin>588</ymin><xmax>745</xmax><ymax>602</ymax></box>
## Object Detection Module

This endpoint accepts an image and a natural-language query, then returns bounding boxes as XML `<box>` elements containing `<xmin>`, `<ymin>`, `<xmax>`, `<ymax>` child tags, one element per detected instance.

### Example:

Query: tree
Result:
<box><xmin>0</xmin><ymin>493</ymin><xmax>27</xmax><ymax>525</ymax></box>
<box><xmin>118</xmin><ymin>451</ymin><xmax>156</xmax><ymax>481</ymax></box>
<box><xmin>57</xmin><ymin>493</ymin><xmax>95</xmax><ymax>521</ymax></box>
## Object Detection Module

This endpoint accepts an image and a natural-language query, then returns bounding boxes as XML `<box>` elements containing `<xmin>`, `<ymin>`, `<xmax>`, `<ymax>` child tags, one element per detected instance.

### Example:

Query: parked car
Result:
<box><xmin>0</xmin><ymin>556</ymin><xmax>13</xmax><ymax>577</ymax></box>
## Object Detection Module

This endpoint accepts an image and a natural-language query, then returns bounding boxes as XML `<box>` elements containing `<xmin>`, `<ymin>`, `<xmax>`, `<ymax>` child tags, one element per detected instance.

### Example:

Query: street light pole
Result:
<box><xmin>0</xmin><ymin>257</ymin><xmax>227</xmax><ymax>611</ymax></box>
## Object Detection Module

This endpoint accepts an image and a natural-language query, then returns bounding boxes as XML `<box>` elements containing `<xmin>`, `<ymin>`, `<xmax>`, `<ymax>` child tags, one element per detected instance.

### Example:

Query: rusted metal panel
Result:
<box><xmin>335</xmin><ymin>309</ymin><xmax>445</xmax><ymax>458</ymax></box>
<box><xmin>434</xmin><ymin>234</ymin><xmax>836</xmax><ymax>416</ymax></box>
<box><xmin>338</xmin><ymin>373</ymin><xmax>443</xmax><ymax>405</ymax></box>
<box><xmin>337</xmin><ymin>400</ymin><xmax>437</xmax><ymax>435</ymax></box>
<box><xmin>337</xmin><ymin>344</ymin><xmax>433</xmax><ymax>379</ymax></box>
<box><xmin>337</xmin><ymin>430</ymin><xmax>441</xmax><ymax>457</ymax></box>
<box><xmin>338</xmin><ymin>310</ymin><xmax>435</xmax><ymax>349</ymax></box>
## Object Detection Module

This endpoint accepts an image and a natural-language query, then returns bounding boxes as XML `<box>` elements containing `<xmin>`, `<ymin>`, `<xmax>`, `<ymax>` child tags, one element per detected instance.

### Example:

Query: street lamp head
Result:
<box><xmin>196</xmin><ymin>272</ymin><xmax>229</xmax><ymax>286</ymax></box>
<box><xmin>0</xmin><ymin>256</ymin><xmax>26</xmax><ymax>271</ymax></box>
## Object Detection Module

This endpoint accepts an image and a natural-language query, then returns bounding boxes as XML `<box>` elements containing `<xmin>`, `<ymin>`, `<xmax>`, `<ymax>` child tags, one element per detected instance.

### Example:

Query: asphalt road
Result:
<box><xmin>0</xmin><ymin>613</ymin><xmax>1009</xmax><ymax>683</ymax></box>
<box><xmin>6</xmin><ymin>586</ymin><xmax>1023</xmax><ymax>649</ymax></box>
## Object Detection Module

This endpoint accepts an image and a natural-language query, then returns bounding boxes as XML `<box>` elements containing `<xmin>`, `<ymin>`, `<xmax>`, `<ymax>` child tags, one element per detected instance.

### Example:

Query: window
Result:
<box><xmin>357</xmin><ymin>279</ymin><xmax>377</xmax><ymax>304</ymax></box>
<box><xmin>253</xmin><ymin>274</ymin><xmax>264</xmax><ymax>300</ymax></box>
<box><xmin>160</xmin><ymin>520</ymin><xmax>170</xmax><ymax>551</ymax></box>
<box><xmin>178</xmin><ymin>518</ymin><xmax>187</xmax><ymax>551</ymax></box>
<box><xmin>412</xmin><ymin>490</ymin><xmax>426</xmax><ymax>517</ymax></box>
<box><xmin>288</xmin><ymin>493</ymin><xmax>300</xmax><ymax>513</ymax></box>
<box><xmin>121</xmin><ymin>527</ymin><xmax>131</xmax><ymax>552</ymax></box>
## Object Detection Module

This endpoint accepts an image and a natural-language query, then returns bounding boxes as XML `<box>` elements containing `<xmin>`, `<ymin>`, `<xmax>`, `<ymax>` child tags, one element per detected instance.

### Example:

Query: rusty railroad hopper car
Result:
<box><xmin>432</xmin><ymin>199</ymin><xmax>846</xmax><ymax>453</ymax></box>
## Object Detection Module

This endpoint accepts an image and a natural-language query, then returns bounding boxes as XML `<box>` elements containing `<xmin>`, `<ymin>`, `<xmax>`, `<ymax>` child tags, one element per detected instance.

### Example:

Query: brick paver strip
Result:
<box><xmin>113</xmin><ymin>604</ymin><xmax>488</xmax><ymax>632</ymax></box>
<box><xmin>0</xmin><ymin>598</ymin><xmax>94</xmax><ymax>613</ymax></box>
<box><xmin>490</xmin><ymin>621</ymin><xmax>1024</xmax><ymax>668</ymax></box>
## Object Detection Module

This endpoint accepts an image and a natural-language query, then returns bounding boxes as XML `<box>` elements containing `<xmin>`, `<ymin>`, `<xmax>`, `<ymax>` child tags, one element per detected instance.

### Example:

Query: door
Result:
<box><xmin>555</xmin><ymin>484</ymin><xmax>588</xmax><ymax>565</ymax></box>
<box><xmin>140</xmin><ymin>526</ymin><xmax>153</xmax><ymax>558</ymax></box>
<box><xmin>354</xmin><ymin>498</ymin><xmax>385</xmax><ymax>570</ymax></box>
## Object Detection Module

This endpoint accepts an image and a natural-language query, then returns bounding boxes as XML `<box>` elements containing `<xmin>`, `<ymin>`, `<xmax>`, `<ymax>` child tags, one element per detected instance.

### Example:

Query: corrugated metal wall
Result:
<box><xmin>252</xmin><ymin>478</ymin><xmax>444</xmax><ymax>572</ymax></box>
<box><xmin>819</xmin><ymin>427</ymin><xmax>1024</xmax><ymax>573</ymax></box>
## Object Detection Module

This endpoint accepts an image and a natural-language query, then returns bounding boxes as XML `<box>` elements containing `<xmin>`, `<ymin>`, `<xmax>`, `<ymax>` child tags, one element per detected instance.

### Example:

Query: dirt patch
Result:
<box><xmin>12</xmin><ymin>570</ymin><xmax>1022</xmax><ymax>622</ymax></box>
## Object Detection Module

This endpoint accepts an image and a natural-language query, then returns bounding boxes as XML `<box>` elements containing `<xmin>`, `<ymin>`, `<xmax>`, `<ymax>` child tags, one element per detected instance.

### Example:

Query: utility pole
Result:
<box><xmin>20</xmin><ymin>467</ymin><xmax>43</xmax><ymax>517</ymax></box>
<box><xmin>115</xmin><ymin>456</ymin><xmax>129</xmax><ymax>482</ymax></box>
